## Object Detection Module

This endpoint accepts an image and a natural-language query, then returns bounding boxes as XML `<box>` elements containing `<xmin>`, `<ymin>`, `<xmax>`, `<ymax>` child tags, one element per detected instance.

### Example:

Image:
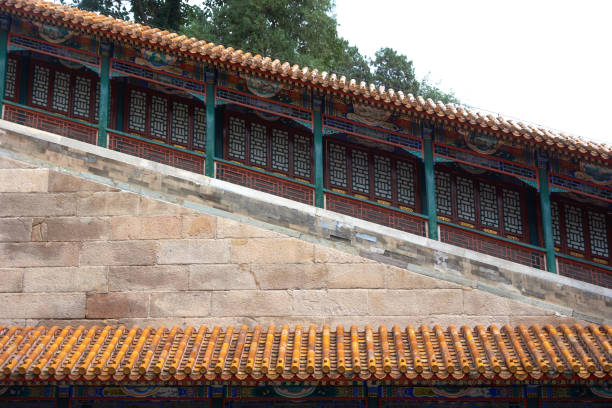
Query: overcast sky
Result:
<box><xmin>335</xmin><ymin>0</ymin><xmax>612</xmax><ymax>144</ymax></box>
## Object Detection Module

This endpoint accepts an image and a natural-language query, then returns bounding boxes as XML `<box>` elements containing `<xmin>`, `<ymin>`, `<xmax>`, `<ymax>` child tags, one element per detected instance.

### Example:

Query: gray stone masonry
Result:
<box><xmin>0</xmin><ymin>120</ymin><xmax>609</xmax><ymax>327</ymax></box>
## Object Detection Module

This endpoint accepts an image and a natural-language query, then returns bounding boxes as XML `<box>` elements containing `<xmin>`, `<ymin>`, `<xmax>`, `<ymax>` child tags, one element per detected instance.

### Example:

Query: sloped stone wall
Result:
<box><xmin>0</xmin><ymin>154</ymin><xmax>589</xmax><ymax>327</ymax></box>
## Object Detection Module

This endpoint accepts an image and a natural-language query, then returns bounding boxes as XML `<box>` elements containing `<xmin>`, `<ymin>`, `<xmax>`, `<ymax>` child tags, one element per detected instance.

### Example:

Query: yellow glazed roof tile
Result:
<box><xmin>0</xmin><ymin>0</ymin><xmax>610</xmax><ymax>161</ymax></box>
<box><xmin>0</xmin><ymin>324</ymin><xmax>610</xmax><ymax>383</ymax></box>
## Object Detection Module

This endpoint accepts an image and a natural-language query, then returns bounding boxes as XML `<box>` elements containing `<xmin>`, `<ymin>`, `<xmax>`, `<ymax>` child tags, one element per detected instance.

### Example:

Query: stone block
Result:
<box><xmin>43</xmin><ymin>217</ymin><xmax>110</xmax><ymax>241</ymax></box>
<box><xmin>23</xmin><ymin>266</ymin><xmax>107</xmax><ymax>292</ymax></box>
<box><xmin>230</xmin><ymin>238</ymin><xmax>313</xmax><ymax>264</ymax></box>
<box><xmin>77</xmin><ymin>191</ymin><xmax>140</xmax><ymax>216</ymax></box>
<box><xmin>158</xmin><ymin>239</ymin><xmax>230</xmax><ymax>264</ymax></box>
<box><xmin>0</xmin><ymin>293</ymin><xmax>85</xmax><ymax>318</ymax></box>
<box><xmin>326</xmin><ymin>264</ymin><xmax>385</xmax><ymax>289</ymax></box>
<box><xmin>0</xmin><ymin>169</ymin><xmax>48</xmax><ymax>192</ymax></box>
<box><xmin>138</xmin><ymin>196</ymin><xmax>194</xmax><ymax>215</ymax></box>
<box><xmin>290</xmin><ymin>290</ymin><xmax>368</xmax><ymax>316</ymax></box>
<box><xmin>211</xmin><ymin>291</ymin><xmax>292</xmax><ymax>316</ymax></box>
<box><xmin>109</xmin><ymin>265</ymin><xmax>188</xmax><ymax>291</ymax></box>
<box><xmin>0</xmin><ymin>156</ymin><xmax>34</xmax><ymax>169</ymax></box>
<box><xmin>0</xmin><ymin>269</ymin><xmax>23</xmax><ymax>292</ymax></box>
<box><xmin>314</xmin><ymin>246</ymin><xmax>370</xmax><ymax>264</ymax></box>
<box><xmin>0</xmin><ymin>242</ymin><xmax>79</xmax><ymax>267</ymax></box>
<box><xmin>0</xmin><ymin>193</ymin><xmax>76</xmax><ymax>217</ymax></box>
<box><xmin>462</xmin><ymin>289</ymin><xmax>554</xmax><ymax>316</ymax></box>
<box><xmin>217</xmin><ymin>218</ymin><xmax>280</xmax><ymax>238</ymax></box>
<box><xmin>368</xmin><ymin>289</ymin><xmax>462</xmax><ymax>315</ymax></box>
<box><xmin>251</xmin><ymin>264</ymin><xmax>327</xmax><ymax>289</ymax></box>
<box><xmin>0</xmin><ymin>218</ymin><xmax>32</xmax><ymax>242</ymax></box>
<box><xmin>189</xmin><ymin>264</ymin><xmax>256</xmax><ymax>290</ymax></box>
<box><xmin>80</xmin><ymin>241</ymin><xmax>157</xmax><ymax>266</ymax></box>
<box><xmin>181</xmin><ymin>215</ymin><xmax>216</xmax><ymax>238</ymax></box>
<box><xmin>86</xmin><ymin>292</ymin><xmax>149</xmax><ymax>318</ymax></box>
<box><xmin>111</xmin><ymin>216</ymin><xmax>181</xmax><ymax>240</ymax></box>
<box><xmin>385</xmin><ymin>266</ymin><xmax>461</xmax><ymax>289</ymax></box>
<box><xmin>150</xmin><ymin>292</ymin><xmax>211</xmax><ymax>317</ymax></box>
<box><xmin>48</xmin><ymin>170</ymin><xmax>114</xmax><ymax>192</ymax></box>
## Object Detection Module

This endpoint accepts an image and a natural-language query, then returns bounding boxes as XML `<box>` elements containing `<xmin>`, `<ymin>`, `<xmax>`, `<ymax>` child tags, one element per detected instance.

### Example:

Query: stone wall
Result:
<box><xmin>0</xmin><ymin>120</ymin><xmax>609</xmax><ymax>326</ymax></box>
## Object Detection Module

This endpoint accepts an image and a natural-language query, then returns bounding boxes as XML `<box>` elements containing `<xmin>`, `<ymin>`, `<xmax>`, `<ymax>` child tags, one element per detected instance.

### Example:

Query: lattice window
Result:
<box><xmin>293</xmin><ymin>133</ymin><xmax>311</xmax><ymax>180</ymax></box>
<box><xmin>249</xmin><ymin>122</ymin><xmax>268</xmax><ymax>167</ymax></box>
<box><xmin>31</xmin><ymin>64</ymin><xmax>50</xmax><ymax>107</ymax></box>
<box><xmin>565</xmin><ymin>204</ymin><xmax>585</xmax><ymax>252</ymax></box>
<box><xmin>193</xmin><ymin>106</ymin><xmax>207</xmax><ymax>150</ymax></box>
<box><xmin>373</xmin><ymin>155</ymin><xmax>392</xmax><ymax>200</ymax></box>
<box><xmin>351</xmin><ymin>149</ymin><xmax>370</xmax><ymax>194</ymax></box>
<box><xmin>588</xmin><ymin>210</ymin><xmax>609</xmax><ymax>258</ymax></box>
<box><xmin>456</xmin><ymin>176</ymin><xmax>476</xmax><ymax>222</ymax></box>
<box><xmin>502</xmin><ymin>188</ymin><xmax>523</xmax><ymax>235</ymax></box>
<box><xmin>128</xmin><ymin>89</ymin><xmax>147</xmax><ymax>132</ymax></box>
<box><xmin>435</xmin><ymin>170</ymin><xmax>452</xmax><ymax>216</ymax></box>
<box><xmin>4</xmin><ymin>57</ymin><xmax>17</xmax><ymax>100</ymax></box>
<box><xmin>51</xmin><ymin>70</ymin><xmax>71</xmax><ymax>112</ymax></box>
<box><xmin>228</xmin><ymin>115</ymin><xmax>246</xmax><ymax>160</ymax></box>
<box><xmin>551</xmin><ymin>201</ymin><xmax>561</xmax><ymax>246</ymax></box>
<box><xmin>271</xmin><ymin>128</ymin><xmax>289</xmax><ymax>172</ymax></box>
<box><xmin>150</xmin><ymin>95</ymin><xmax>168</xmax><ymax>140</ymax></box>
<box><xmin>479</xmin><ymin>182</ymin><xmax>499</xmax><ymax>228</ymax></box>
<box><xmin>396</xmin><ymin>160</ymin><xmax>415</xmax><ymax>206</ymax></box>
<box><xmin>171</xmin><ymin>102</ymin><xmax>189</xmax><ymax>145</ymax></box>
<box><xmin>94</xmin><ymin>82</ymin><xmax>100</xmax><ymax>122</ymax></box>
<box><xmin>328</xmin><ymin>143</ymin><xmax>347</xmax><ymax>188</ymax></box>
<box><xmin>72</xmin><ymin>76</ymin><xmax>92</xmax><ymax>119</ymax></box>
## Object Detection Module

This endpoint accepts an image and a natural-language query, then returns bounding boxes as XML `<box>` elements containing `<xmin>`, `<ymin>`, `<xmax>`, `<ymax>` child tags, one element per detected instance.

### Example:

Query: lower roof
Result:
<box><xmin>0</xmin><ymin>324</ymin><xmax>610</xmax><ymax>383</ymax></box>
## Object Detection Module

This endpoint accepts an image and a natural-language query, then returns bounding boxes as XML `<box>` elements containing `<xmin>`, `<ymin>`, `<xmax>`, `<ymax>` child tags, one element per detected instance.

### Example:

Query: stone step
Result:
<box><xmin>0</xmin><ymin>168</ymin><xmax>49</xmax><ymax>192</ymax></box>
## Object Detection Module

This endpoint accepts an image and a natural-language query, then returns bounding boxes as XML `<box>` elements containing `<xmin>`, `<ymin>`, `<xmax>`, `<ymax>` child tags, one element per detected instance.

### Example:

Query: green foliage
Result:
<box><xmin>71</xmin><ymin>0</ymin><xmax>458</xmax><ymax>103</ymax></box>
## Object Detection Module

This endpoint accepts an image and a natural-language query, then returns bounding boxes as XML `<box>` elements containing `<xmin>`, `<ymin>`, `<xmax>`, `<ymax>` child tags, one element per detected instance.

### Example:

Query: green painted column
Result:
<box><xmin>423</xmin><ymin>123</ymin><xmax>438</xmax><ymax>240</ymax></box>
<box><xmin>538</xmin><ymin>159</ymin><xmax>557</xmax><ymax>273</ymax></box>
<box><xmin>205</xmin><ymin>69</ymin><xmax>216</xmax><ymax>178</ymax></box>
<box><xmin>97</xmin><ymin>42</ymin><xmax>112</xmax><ymax>148</ymax></box>
<box><xmin>0</xmin><ymin>14</ymin><xmax>11</xmax><ymax>106</ymax></box>
<box><xmin>313</xmin><ymin>95</ymin><xmax>324</xmax><ymax>208</ymax></box>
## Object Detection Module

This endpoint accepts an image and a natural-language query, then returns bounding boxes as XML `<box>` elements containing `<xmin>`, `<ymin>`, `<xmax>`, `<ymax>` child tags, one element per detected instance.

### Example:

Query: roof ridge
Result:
<box><xmin>2</xmin><ymin>0</ymin><xmax>611</xmax><ymax>160</ymax></box>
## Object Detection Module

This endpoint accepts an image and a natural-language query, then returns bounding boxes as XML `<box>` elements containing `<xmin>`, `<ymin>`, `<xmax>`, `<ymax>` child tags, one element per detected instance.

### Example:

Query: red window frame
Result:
<box><xmin>27</xmin><ymin>58</ymin><xmax>99</xmax><ymax>124</ymax></box>
<box><xmin>223</xmin><ymin>110</ymin><xmax>314</xmax><ymax>183</ymax></box>
<box><xmin>123</xmin><ymin>84</ymin><xmax>207</xmax><ymax>152</ymax></box>
<box><xmin>324</xmin><ymin>137</ymin><xmax>422</xmax><ymax>213</ymax></box>
<box><xmin>551</xmin><ymin>197</ymin><xmax>612</xmax><ymax>265</ymax></box>
<box><xmin>434</xmin><ymin>166</ymin><xmax>530</xmax><ymax>243</ymax></box>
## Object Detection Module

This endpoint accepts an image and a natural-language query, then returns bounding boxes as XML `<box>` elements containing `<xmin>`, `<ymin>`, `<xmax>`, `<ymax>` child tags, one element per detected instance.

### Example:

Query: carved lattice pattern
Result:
<box><xmin>128</xmin><ymin>89</ymin><xmax>147</xmax><ymax>132</ymax></box>
<box><xmin>435</xmin><ymin>170</ymin><xmax>453</xmax><ymax>216</ymax></box>
<box><xmin>373</xmin><ymin>155</ymin><xmax>392</xmax><ymax>200</ymax></box>
<box><xmin>564</xmin><ymin>204</ymin><xmax>585</xmax><ymax>252</ymax></box>
<box><xmin>351</xmin><ymin>149</ymin><xmax>370</xmax><ymax>194</ymax></box>
<box><xmin>93</xmin><ymin>82</ymin><xmax>100</xmax><ymax>123</ymax></box>
<box><xmin>551</xmin><ymin>201</ymin><xmax>562</xmax><ymax>246</ymax></box>
<box><xmin>502</xmin><ymin>188</ymin><xmax>522</xmax><ymax>235</ymax></box>
<box><xmin>326</xmin><ymin>193</ymin><xmax>426</xmax><ymax>237</ymax></box>
<box><xmin>51</xmin><ymin>70</ymin><xmax>70</xmax><ymax>112</ymax></box>
<box><xmin>456</xmin><ymin>176</ymin><xmax>476</xmax><ymax>222</ymax></box>
<box><xmin>72</xmin><ymin>76</ymin><xmax>92</xmax><ymax>119</ymax></box>
<box><xmin>170</xmin><ymin>101</ymin><xmax>189</xmax><ymax>145</ymax></box>
<box><xmin>4</xmin><ymin>57</ymin><xmax>17</xmax><ymax>99</ymax></box>
<box><xmin>216</xmin><ymin>162</ymin><xmax>314</xmax><ymax>205</ymax></box>
<box><xmin>249</xmin><ymin>122</ymin><xmax>268</xmax><ymax>167</ymax></box>
<box><xmin>271</xmin><ymin>128</ymin><xmax>289</xmax><ymax>172</ymax></box>
<box><xmin>396</xmin><ymin>160</ymin><xmax>415</xmax><ymax>206</ymax></box>
<box><xmin>479</xmin><ymin>182</ymin><xmax>499</xmax><ymax>229</ymax></box>
<box><xmin>558</xmin><ymin>257</ymin><xmax>611</xmax><ymax>288</ymax></box>
<box><xmin>439</xmin><ymin>224</ymin><xmax>545</xmax><ymax>269</ymax></box>
<box><xmin>31</xmin><ymin>64</ymin><xmax>50</xmax><ymax>107</ymax></box>
<box><xmin>293</xmin><ymin>133</ymin><xmax>312</xmax><ymax>180</ymax></box>
<box><xmin>227</xmin><ymin>116</ymin><xmax>246</xmax><ymax>160</ymax></box>
<box><xmin>328</xmin><ymin>143</ymin><xmax>348</xmax><ymax>188</ymax></box>
<box><xmin>192</xmin><ymin>106</ymin><xmax>207</xmax><ymax>151</ymax></box>
<box><xmin>588</xmin><ymin>210</ymin><xmax>609</xmax><ymax>258</ymax></box>
<box><xmin>150</xmin><ymin>95</ymin><xmax>168</xmax><ymax>140</ymax></box>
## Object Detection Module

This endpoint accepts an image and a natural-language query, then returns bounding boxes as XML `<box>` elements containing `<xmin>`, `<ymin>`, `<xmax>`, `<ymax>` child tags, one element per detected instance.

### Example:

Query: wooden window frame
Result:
<box><xmin>223</xmin><ymin>110</ymin><xmax>314</xmax><ymax>183</ymax></box>
<box><xmin>4</xmin><ymin>54</ymin><xmax>22</xmax><ymax>103</ymax></box>
<box><xmin>27</xmin><ymin>57</ymin><xmax>98</xmax><ymax>123</ymax></box>
<box><xmin>435</xmin><ymin>165</ymin><xmax>530</xmax><ymax>243</ymax></box>
<box><xmin>324</xmin><ymin>137</ymin><xmax>422</xmax><ymax>213</ymax></box>
<box><xmin>123</xmin><ymin>83</ymin><xmax>206</xmax><ymax>151</ymax></box>
<box><xmin>551</xmin><ymin>196</ymin><xmax>612</xmax><ymax>264</ymax></box>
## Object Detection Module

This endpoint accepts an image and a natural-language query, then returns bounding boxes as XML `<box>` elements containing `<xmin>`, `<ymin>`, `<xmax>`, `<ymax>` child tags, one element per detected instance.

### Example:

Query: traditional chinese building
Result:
<box><xmin>0</xmin><ymin>0</ymin><xmax>610</xmax><ymax>407</ymax></box>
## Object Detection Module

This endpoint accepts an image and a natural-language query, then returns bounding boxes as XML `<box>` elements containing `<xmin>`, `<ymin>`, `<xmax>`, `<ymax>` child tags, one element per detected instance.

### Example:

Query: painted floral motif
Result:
<box><xmin>247</xmin><ymin>75</ymin><xmax>283</xmax><ymax>98</ymax></box>
<box><xmin>575</xmin><ymin>162</ymin><xmax>612</xmax><ymax>186</ymax></box>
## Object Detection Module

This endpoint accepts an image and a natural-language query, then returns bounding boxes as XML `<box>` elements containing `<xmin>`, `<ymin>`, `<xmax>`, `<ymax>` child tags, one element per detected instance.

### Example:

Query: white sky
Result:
<box><xmin>335</xmin><ymin>0</ymin><xmax>612</xmax><ymax>144</ymax></box>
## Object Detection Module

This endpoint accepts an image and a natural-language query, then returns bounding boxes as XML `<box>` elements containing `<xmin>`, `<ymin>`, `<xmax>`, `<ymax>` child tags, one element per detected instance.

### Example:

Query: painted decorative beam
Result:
<box><xmin>313</xmin><ymin>95</ymin><xmax>324</xmax><ymax>208</ymax></box>
<box><xmin>537</xmin><ymin>153</ymin><xmax>557</xmax><ymax>274</ymax></box>
<box><xmin>205</xmin><ymin>68</ymin><xmax>216</xmax><ymax>178</ymax></box>
<box><xmin>97</xmin><ymin>42</ymin><xmax>112</xmax><ymax>148</ymax></box>
<box><xmin>423</xmin><ymin>122</ymin><xmax>438</xmax><ymax>240</ymax></box>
